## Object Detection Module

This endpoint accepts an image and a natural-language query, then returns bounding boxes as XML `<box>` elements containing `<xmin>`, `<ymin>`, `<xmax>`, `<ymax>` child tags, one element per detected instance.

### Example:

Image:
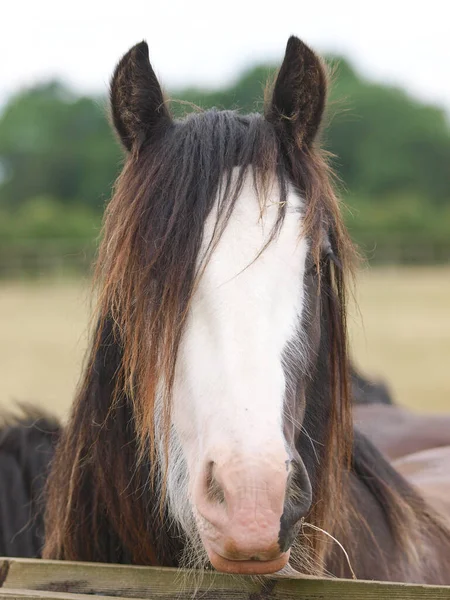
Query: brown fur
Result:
<box><xmin>355</xmin><ymin>404</ymin><xmax>450</xmax><ymax>459</ymax></box>
<box><xmin>394</xmin><ymin>447</ymin><xmax>450</xmax><ymax>522</ymax></box>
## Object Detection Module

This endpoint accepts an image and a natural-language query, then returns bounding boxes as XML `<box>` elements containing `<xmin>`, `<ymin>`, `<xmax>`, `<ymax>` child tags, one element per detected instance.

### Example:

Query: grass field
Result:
<box><xmin>0</xmin><ymin>266</ymin><xmax>449</xmax><ymax>418</ymax></box>
<box><xmin>348</xmin><ymin>267</ymin><xmax>450</xmax><ymax>412</ymax></box>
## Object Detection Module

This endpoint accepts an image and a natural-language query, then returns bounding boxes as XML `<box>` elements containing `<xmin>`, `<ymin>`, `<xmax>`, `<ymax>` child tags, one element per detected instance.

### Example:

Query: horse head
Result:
<box><xmin>91</xmin><ymin>36</ymin><xmax>353</xmax><ymax>574</ymax></box>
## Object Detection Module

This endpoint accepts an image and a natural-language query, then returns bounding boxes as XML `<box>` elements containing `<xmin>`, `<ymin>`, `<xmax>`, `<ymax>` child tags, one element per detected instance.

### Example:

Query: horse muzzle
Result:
<box><xmin>193</xmin><ymin>450</ymin><xmax>310</xmax><ymax>574</ymax></box>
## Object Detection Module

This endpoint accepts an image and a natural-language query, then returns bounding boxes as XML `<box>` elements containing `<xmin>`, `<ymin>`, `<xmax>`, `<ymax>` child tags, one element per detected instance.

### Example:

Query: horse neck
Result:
<box><xmin>43</xmin><ymin>318</ymin><xmax>183</xmax><ymax>565</ymax></box>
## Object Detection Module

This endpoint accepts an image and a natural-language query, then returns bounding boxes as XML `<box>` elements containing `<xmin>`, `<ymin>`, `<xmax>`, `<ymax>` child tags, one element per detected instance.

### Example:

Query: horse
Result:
<box><xmin>350</xmin><ymin>366</ymin><xmax>450</xmax><ymax>461</ymax></box>
<box><xmin>2</xmin><ymin>37</ymin><xmax>450</xmax><ymax>584</ymax></box>
<box><xmin>350</xmin><ymin>365</ymin><xmax>393</xmax><ymax>406</ymax></box>
<box><xmin>354</xmin><ymin>403</ymin><xmax>450</xmax><ymax>460</ymax></box>
<box><xmin>353</xmin><ymin>399</ymin><xmax>450</xmax><ymax>512</ymax></box>
<box><xmin>393</xmin><ymin>446</ymin><xmax>450</xmax><ymax>520</ymax></box>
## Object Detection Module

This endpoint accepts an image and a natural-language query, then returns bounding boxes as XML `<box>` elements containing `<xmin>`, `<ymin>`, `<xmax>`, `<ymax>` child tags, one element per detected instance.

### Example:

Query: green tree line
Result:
<box><xmin>0</xmin><ymin>57</ymin><xmax>449</xmax><ymax>264</ymax></box>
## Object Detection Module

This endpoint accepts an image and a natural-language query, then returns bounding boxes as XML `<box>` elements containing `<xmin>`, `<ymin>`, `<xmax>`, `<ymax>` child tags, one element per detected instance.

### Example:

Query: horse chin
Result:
<box><xmin>206</xmin><ymin>547</ymin><xmax>290</xmax><ymax>575</ymax></box>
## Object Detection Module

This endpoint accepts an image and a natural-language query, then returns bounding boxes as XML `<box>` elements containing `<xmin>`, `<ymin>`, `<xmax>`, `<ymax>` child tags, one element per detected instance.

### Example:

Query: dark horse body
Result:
<box><xmin>1</xmin><ymin>37</ymin><xmax>449</xmax><ymax>585</ymax></box>
<box><xmin>0</xmin><ymin>410</ymin><xmax>58</xmax><ymax>558</ymax></box>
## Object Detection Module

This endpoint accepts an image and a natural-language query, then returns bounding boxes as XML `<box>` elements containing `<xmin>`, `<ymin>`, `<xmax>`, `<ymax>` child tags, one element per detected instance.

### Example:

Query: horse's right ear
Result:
<box><xmin>110</xmin><ymin>41</ymin><xmax>171</xmax><ymax>152</ymax></box>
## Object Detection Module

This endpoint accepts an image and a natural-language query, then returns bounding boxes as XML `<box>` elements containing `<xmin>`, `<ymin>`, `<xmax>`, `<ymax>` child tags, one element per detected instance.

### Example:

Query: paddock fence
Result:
<box><xmin>0</xmin><ymin>241</ymin><xmax>97</xmax><ymax>279</ymax></box>
<box><xmin>0</xmin><ymin>558</ymin><xmax>449</xmax><ymax>600</ymax></box>
<box><xmin>1</xmin><ymin>236</ymin><xmax>450</xmax><ymax>279</ymax></box>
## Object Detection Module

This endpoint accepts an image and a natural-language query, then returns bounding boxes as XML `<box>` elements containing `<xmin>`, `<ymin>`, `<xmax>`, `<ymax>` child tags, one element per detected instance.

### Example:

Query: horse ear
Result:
<box><xmin>266</xmin><ymin>36</ymin><xmax>327</xmax><ymax>149</ymax></box>
<box><xmin>110</xmin><ymin>41</ymin><xmax>171</xmax><ymax>151</ymax></box>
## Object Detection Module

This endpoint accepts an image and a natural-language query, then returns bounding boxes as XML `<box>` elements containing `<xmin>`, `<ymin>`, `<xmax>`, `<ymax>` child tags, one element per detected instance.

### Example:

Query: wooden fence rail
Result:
<box><xmin>1</xmin><ymin>558</ymin><xmax>449</xmax><ymax>600</ymax></box>
<box><xmin>1</xmin><ymin>236</ymin><xmax>449</xmax><ymax>279</ymax></box>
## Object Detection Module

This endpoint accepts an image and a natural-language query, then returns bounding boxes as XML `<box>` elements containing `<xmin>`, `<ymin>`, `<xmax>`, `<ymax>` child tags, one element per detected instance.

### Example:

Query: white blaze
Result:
<box><xmin>163</xmin><ymin>168</ymin><xmax>308</xmax><ymax>557</ymax></box>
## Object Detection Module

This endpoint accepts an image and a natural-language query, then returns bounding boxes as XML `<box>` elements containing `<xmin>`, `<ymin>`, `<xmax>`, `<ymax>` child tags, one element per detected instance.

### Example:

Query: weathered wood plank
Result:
<box><xmin>1</xmin><ymin>558</ymin><xmax>450</xmax><ymax>600</ymax></box>
<box><xmin>0</xmin><ymin>590</ymin><xmax>132</xmax><ymax>600</ymax></box>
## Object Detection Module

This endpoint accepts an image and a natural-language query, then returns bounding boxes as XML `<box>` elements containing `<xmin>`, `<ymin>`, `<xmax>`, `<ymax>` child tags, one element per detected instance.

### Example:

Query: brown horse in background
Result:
<box><xmin>354</xmin><ymin>403</ymin><xmax>450</xmax><ymax>460</ymax></box>
<box><xmin>354</xmin><ymin>398</ymin><xmax>450</xmax><ymax>527</ymax></box>
<box><xmin>1</xmin><ymin>37</ymin><xmax>449</xmax><ymax>586</ymax></box>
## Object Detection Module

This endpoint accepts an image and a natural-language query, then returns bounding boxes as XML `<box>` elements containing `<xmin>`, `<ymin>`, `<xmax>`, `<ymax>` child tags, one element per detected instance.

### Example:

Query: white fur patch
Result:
<box><xmin>157</xmin><ymin>168</ymin><xmax>308</xmax><ymax>564</ymax></box>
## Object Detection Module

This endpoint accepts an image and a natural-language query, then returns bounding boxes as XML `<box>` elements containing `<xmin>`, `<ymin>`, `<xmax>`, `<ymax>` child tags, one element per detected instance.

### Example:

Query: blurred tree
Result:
<box><xmin>171</xmin><ymin>65</ymin><xmax>275</xmax><ymax>116</ymax></box>
<box><xmin>0</xmin><ymin>82</ymin><xmax>122</xmax><ymax>211</ymax></box>
<box><xmin>326</xmin><ymin>60</ymin><xmax>450</xmax><ymax>206</ymax></box>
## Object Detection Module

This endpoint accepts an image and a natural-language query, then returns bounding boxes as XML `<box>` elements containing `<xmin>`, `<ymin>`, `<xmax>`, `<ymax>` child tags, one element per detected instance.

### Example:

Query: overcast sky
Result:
<box><xmin>2</xmin><ymin>0</ymin><xmax>450</xmax><ymax>113</ymax></box>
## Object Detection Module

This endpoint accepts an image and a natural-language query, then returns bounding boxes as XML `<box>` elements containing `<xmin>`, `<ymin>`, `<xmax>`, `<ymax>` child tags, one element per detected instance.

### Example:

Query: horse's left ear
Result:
<box><xmin>110</xmin><ymin>41</ymin><xmax>172</xmax><ymax>151</ymax></box>
<box><xmin>266</xmin><ymin>36</ymin><xmax>327</xmax><ymax>149</ymax></box>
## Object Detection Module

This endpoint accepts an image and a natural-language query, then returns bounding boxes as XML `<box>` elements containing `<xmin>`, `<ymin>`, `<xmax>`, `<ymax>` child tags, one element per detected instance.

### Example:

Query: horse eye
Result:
<box><xmin>323</xmin><ymin>248</ymin><xmax>334</xmax><ymax>263</ymax></box>
<box><xmin>326</xmin><ymin>248</ymin><xmax>342</xmax><ymax>270</ymax></box>
<box><xmin>305</xmin><ymin>247</ymin><xmax>339</xmax><ymax>278</ymax></box>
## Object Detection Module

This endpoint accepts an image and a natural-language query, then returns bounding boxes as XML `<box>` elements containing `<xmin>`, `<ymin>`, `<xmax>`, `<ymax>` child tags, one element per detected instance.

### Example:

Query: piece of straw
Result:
<box><xmin>301</xmin><ymin>518</ymin><xmax>357</xmax><ymax>580</ymax></box>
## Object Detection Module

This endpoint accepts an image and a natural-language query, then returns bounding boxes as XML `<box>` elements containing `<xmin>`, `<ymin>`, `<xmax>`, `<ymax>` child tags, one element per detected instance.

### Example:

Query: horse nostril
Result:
<box><xmin>205</xmin><ymin>461</ymin><xmax>225</xmax><ymax>504</ymax></box>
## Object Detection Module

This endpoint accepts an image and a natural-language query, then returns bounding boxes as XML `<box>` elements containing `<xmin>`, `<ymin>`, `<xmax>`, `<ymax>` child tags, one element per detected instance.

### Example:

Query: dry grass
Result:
<box><xmin>348</xmin><ymin>266</ymin><xmax>450</xmax><ymax>412</ymax></box>
<box><xmin>0</xmin><ymin>266</ymin><xmax>448</xmax><ymax>417</ymax></box>
<box><xmin>0</xmin><ymin>279</ymin><xmax>91</xmax><ymax>419</ymax></box>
